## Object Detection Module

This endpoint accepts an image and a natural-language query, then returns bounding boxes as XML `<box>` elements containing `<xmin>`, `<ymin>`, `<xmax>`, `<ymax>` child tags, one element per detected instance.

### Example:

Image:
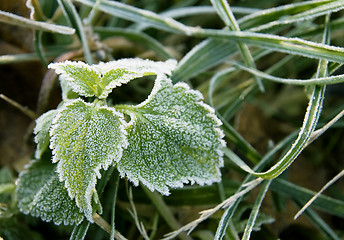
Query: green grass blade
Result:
<box><xmin>219</xmin><ymin>114</ymin><xmax>261</xmax><ymax>164</ymax></box>
<box><xmin>241</xmin><ymin>180</ymin><xmax>272</xmax><ymax>240</ymax></box>
<box><xmin>110</xmin><ymin>171</ymin><xmax>120</xmax><ymax>240</ymax></box>
<box><xmin>224</xmin><ymin>85</ymin><xmax>325</xmax><ymax>179</ymax></box>
<box><xmin>57</xmin><ymin>0</ymin><xmax>93</xmax><ymax>64</ymax></box>
<box><xmin>76</xmin><ymin>0</ymin><xmax>191</xmax><ymax>34</ymax></box>
<box><xmin>295</xmin><ymin>170</ymin><xmax>344</xmax><ymax>220</ymax></box>
<box><xmin>172</xmin><ymin>38</ymin><xmax>237</xmax><ymax>83</ymax></box>
<box><xmin>93</xmin><ymin>27</ymin><xmax>173</xmax><ymax>59</ymax></box>
<box><xmin>0</xmin><ymin>9</ymin><xmax>75</xmax><ymax>34</ymax></box>
<box><xmin>34</xmin><ymin>31</ymin><xmax>48</xmax><ymax>67</ymax></box>
<box><xmin>208</xmin><ymin>67</ymin><xmax>236</xmax><ymax>106</ymax></box>
<box><xmin>214</xmin><ymin>132</ymin><xmax>298</xmax><ymax>239</ymax></box>
<box><xmin>160</xmin><ymin>6</ymin><xmax>259</xmax><ymax>19</ymax></box>
<box><xmin>191</xmin><ymin>29</ymin><xmax>344</xmax><ymax>64</ymax></box>
<box><xmin>238</xmin><ymin>0</ymin><xmax>335</xmax><ymax>30</ymax></box>
<box><xmin>70</xmin><ymin>220</ymin><xmax>90</xmax><ymax>240</ymax></box>
<box><xmin>295</xmin><ymin>202</ymin><xmax>341</xmax><ymax>240</ymax></box>
<box><xmin>210</xmin><ymin>0</ymin><xmax>264</xmax><ymax>91</ymax></box>
<box><xmin>270</xmin><ymin>179</ymin><xmax>344</xmax><ymax>218</ymax></box>
<box><xmin>247</xmin><ymin>0</ymin><xmax>344</xmax><ymax>32</ymax></box>
<box><xmin>228</xmin><ymin>61</ymin><xmax>344</xmax><ymax>85</ymax></box>
<box><xmin>142</xmin><ymin>186</ymin><xmax>191</xmax><ymax>240</ymax></box>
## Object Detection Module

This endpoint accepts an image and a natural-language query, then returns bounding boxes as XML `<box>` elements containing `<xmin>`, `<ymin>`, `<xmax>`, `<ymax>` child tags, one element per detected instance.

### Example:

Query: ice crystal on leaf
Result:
<box><xmin>48</xmin><ymin>58</ymin><xmax>177</xmax><ymax>99</ymax></box>
<box><xmin>34</xmin><ymin>109</ymin><xmax>58</xmax><ymax>159</ymax></box>
<box><xmin>116</xmin><ymin>75</ymin><xmax>225</xmax><ymax>195</ymax></box>
<box><xmin>19</xmin><ymin>58</ymin><xmax>225</xmax><ymax>225</ymax></box>
<box><xmin>16</xmin><ymin>157</ymin><xmax>86</xmax><ymax>225</ymax></box>
<box><xmin>49</xmin><ymin>99</ymin><xmax>128</xmax><ymax>221</ymax></box>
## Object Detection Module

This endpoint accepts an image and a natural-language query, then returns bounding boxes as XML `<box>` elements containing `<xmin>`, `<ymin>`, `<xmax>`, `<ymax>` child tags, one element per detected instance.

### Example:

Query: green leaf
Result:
<box><xmin>48</xmin><ymin>58</ymin><xmax>177</xmax><ymax>99</ymax></box>
<box><xmin>34</xmin><ymin>109</ymin><xmax>58</xmax><ymax>159</ymax></box>
<box><xmin>16</xmin><ymin>158</ymin><xmax>85</xmax><ymax>225</ymax></box>
<box><xmin>50</xmin><ymin>99</ymin><xmax>128</xmax><ymax>221</ymax></box>
<box><xmin>116</xmin><ymin>75</ymin><xmax>225</xmax><ymax>195</ymax></box>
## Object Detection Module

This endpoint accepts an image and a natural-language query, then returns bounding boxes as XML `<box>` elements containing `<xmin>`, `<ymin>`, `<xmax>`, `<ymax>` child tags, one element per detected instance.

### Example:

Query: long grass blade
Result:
<box><xmin>270</xmin><ymin>179</ymin><xmax>344</xmax><ymax>218</ymax></box>
<box><xmin>110</xmin><ymin>171</ymin><xmax>120</xmax><ymax>240</ymax></box>
<box><xmin>294</xmin><ymin>202</ymin><xmax>341</xmax><ymax>240</ymax></box>
<box><xmin>241</xmin><ymin>180</ymin><xmax>272</xmax><ymax>240</ymax></box>
<box><xmin>191</xmin><ymin>29</ymin><xmax>344</xmax><ymax>64</ymax></box>
<box><xmin>142</xmin><ymin>186</ymin><xmax>192</xmax><ymax>240</ymax></box>
<box><xmin>160</xmin><ymin>6</ymin><xmax>259</xmax><ymax>19</ymax></box>
<box><xmin>294</xmin><ymin>169</ymin><xmax>344</xmax><ymax>220</ymax></box>
<box><xmin>70</xmin><ymin>220</ymin><xmax>90</xmax><ymax>240</ymax></box>
<box><xmin>172</xmin><ymin>38</ymin><xmax>237</xmax><ymax>83</ymax></box>
<box><xmin>93</xmin><ymin>27</ymin><xmax>173</xmax><ymax>59</ymax></box>
<box><xmin>0</xmin><ymin>9</ymin><xmax>75</xmax><ymax>34</ymax></box>
<box><xmin>228</xmin><ymin>61</ymin><xmax>344</xmax><ymax>85</ymax></box>
<box><xmin>238</xmin><ymin>0</ymin><xmax>335</xmax><ymax>30</ymax></box>
<box><xmin>225</xmin><ymin>85</ymin><xmax>325</xmax><ymax>179</ymax></box>
<box><xmin>57</xmin><ymin>0</ymin><xmax>93</xmax><ymax>64</ymax></box>
<box><xmin>247</xmin><ymin>0</ymin><xmax>344</xmax><ymax>32</ymax></box>
<box><xmin>210</xmin><ymin>0</ymin><xmax>264</xmax><ymax>91</ymax></box>
<box><xmin>214</xmin><ymin>131</ymin><xmax>298</xmax><ymax>239</ymax></box>
<box><xmin>76</xmin><ymin>0</ymin><xmax>191</xmax><ymax>34</ymax></box>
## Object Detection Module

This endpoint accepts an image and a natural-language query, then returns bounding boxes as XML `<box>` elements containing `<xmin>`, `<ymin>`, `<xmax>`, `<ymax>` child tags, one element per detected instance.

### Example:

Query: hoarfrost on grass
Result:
<box><xmin>49</xmin><ymin>99</ymin><xmax>128</xmax><ymax>221</ymax></box>
<box><xmin>117</xmin><ymin>75</ymin><xmax>225</xmax><ymax>195</ymax></box>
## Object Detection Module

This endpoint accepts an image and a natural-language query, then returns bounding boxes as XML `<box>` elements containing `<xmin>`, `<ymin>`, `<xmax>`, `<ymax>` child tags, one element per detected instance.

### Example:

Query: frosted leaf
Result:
<box><xmin>34</xmin><ymin>109</ymin><xmax>58</xmax><ymax>159</ymax></box>
<box><xmin>60</xmin><ymin>76</ymin><xmax>79</xmax><ymax>101</ymax></box>
<box><xmin>49</xmin><ymin>99</ymin><xmax>128</xmax><ymax>221</ymax></box>
<box><xmin>49</xmin><ymin>61</ymin><xmax>101</xmax><ymax>98</ymax></box>
<box><xmin>117</xmin><ymin>75</ymin><xmax>225</xmax><ymax>195</ymax></box>
<box><xmin>16</xmin><ymin>158</ymin><xmax>85</xmax><ymax>225</ymax></box>
<box><xmin>48</xmin><ymin>59</ymin><xmax>177</xmax><ymax>99</ymax></box>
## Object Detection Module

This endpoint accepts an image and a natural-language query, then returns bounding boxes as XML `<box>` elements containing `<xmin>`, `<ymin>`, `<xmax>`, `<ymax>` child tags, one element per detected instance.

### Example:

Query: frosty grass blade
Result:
<box><xmin>16</xmin><ymin>158</ymin><xmax>85</xmax><ymax>225</ymax></box>
<box><xmin>48</xmin><ymin>58</ymin><xmax>177</xmax><ymax>99</ymax></box>
<box><xmin>34</xmin><ymin>109</ymin><xmax>58</xmax><ymax>159</ymax></box>
<box><xmin>116</xmin><ymin>75</ymin><xmax>225</xmax><ymax>195</ymax></box>
<box><xmin>49</xmin><ymin>99</ymin><xmax>128</xmax><ymax>221</ymax></box>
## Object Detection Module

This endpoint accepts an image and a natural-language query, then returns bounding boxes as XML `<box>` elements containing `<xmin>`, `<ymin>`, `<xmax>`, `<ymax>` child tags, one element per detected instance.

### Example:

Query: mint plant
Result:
<box><xmin>16</xmin><ymin>58</ymin><xmax>225</xmax><ymax>224</ymax></box>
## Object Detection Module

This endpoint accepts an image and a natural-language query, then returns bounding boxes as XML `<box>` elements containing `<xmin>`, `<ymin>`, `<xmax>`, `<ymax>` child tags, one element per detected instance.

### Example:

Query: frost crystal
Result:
<box><xmin>16</xmin><ymin>158</ymin><xmax>85</xmax><ymax>225</ymax></box>
<box><xmin>23</xmin><ymin>58</ymin><xmax>224</xmax><ymax>224</ymax></box>
<box><xmin>49</xmin><ymin>99</ymin><xmax>128</xmax><ymax>221</ymax></box>
<box><xmin>48</xmin><ymin>58</ymin><xmax>177</xmax><ymax>99</ymax></box>
<box><xmin>116</xmin><ymin>75</ymin><xmax>225</xmax><ymax>195</ymax></box>
<box><xmin>34</xmin><ymin>109</ymin><xmax>58</xmax><ymax>159</ymax></box>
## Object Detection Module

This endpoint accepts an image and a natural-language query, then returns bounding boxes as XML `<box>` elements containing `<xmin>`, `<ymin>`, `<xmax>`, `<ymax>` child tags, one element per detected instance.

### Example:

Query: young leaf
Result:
<box><xmin>116</xmin><ymin>75</ymin><xmax>225</xmax><ymax>195</ymax></box>
<box><xmin>16</xmin><ymin>158</ymin><xmax>85</xmax><ymax>225</ymax></box>
<box><xmin>34</xmin><ymin>109</ymin><xmax>58</xmax><ymax>159</ymax></box>
<box><xmin>48</xmin><ymin>58</ymin><xmax>177</xmax><ymax>99</ymax></box>
<box><xmin>49</xmin><ymin>99</ymin><xmax>128</xmax><ymax>221</ymax></box>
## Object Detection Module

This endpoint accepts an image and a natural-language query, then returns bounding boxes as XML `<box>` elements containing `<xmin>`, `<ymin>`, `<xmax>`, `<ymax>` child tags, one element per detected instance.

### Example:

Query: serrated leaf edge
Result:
<box><xmin>33</xmin><ymin>109</ymin><xmax>58</xmax><ymax>159</ymax></box>
<box><xmin>16</xmin><ymin>159</ymin><xmax>85</xmax><ymax>225</ymax></box>
<box><xmin>118</xmin><ymin>75</ymin><xmax>226</xmax><ymax>195</ymax></box>
<box><xmin>49</xmin><ymin>99</ymin><xmax>128</xmax><ymax>221</ymax></box>
<box><xmin>49</xmin><ymin>61</ymin><xmax>101</xmax><ymax>98</ymax></box>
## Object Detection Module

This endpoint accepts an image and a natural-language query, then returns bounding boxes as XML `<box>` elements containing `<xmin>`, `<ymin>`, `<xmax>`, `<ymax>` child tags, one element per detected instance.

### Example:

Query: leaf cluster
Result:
<box><xmin>0</xmin><ymin>0</ymin><xmax>344</xmax><ymax>239</ymax></box>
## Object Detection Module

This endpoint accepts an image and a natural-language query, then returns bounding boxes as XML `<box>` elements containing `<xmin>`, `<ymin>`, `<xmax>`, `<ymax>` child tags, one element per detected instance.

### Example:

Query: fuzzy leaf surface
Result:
<box><xmin>117</xmin><ymin>75</ymin><xmax>225</xmax><ymax>195</ymax></box>
<box><xmin>48</xmin><ymin>58</ymin><xmax>177</xmax><ymax>99</ymax></box>
<box><xmin>34</xmin><ymin>109</ymin><xmax>58</xmax><ymax>159</ymax></box>
<box><xmin>16</xmin><ymin>158</ymin><xmax>84</xmax><ymax>225</ymax></box>
<box><xmin>49</xmin><ymin>99</ymin><xmax>127</xmax><ymax>221</ymax></box>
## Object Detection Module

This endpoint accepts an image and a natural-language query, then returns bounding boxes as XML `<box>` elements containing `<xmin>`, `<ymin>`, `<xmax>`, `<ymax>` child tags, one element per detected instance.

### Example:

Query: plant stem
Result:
<box><xmin>93</xmin><ymin>213</ymin><xmax>127</xmax><ymax>240</ymax></box>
